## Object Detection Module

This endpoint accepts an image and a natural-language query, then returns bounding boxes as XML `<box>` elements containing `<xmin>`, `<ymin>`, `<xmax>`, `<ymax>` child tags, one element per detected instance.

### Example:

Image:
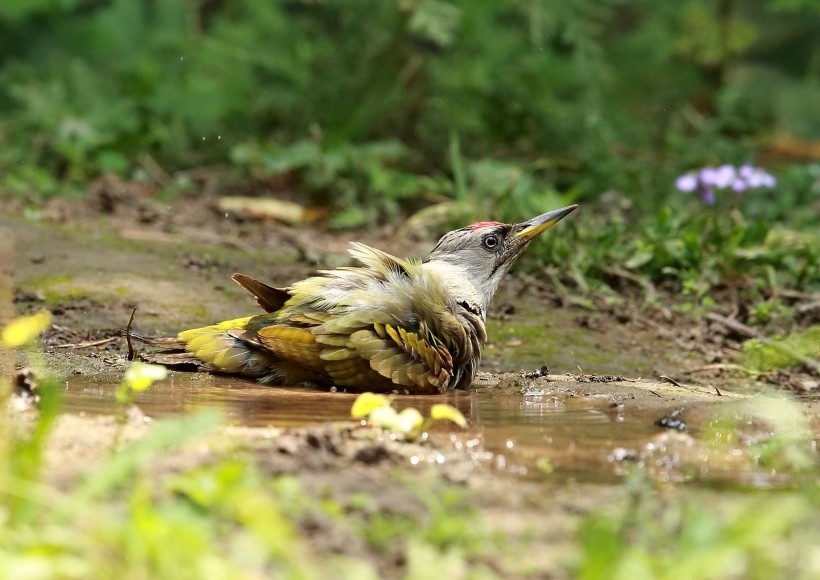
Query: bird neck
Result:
<box><xmin>421</xmin><ymin>260</ymin><xmax>494</xmax><ymax>315</ymax></box>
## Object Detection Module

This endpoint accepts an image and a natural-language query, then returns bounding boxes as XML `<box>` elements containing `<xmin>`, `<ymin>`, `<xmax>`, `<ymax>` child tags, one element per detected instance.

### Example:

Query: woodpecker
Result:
<box><xmin>134</xmin><ymin>204</ymin><xmax>577</xmax><ymax>393</ymax></box>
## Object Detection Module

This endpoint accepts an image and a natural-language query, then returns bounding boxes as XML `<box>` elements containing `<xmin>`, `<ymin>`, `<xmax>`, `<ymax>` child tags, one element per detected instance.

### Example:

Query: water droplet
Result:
<box><xmin>505</xmin><ymin>439</ymin><xmax>514</xmax><ymax>449</ymax></box>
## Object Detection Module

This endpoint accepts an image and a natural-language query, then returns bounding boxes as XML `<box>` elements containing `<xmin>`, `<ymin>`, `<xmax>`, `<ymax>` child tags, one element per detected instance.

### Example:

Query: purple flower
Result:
<box><xmin>713</xmin><ymin>164</ymin><xmax>736</xmax><ymax>188</ymax></box>
<box><xmin>698</xmin><ymin>167</ymin><xmax>719</xmax><ymax>187</ymax></box>
<box><xmin>675</xmin><ymin>173</ymin><xmax>698</xmax><ymax>192</ymax></box>
<box><xmin>700</xmin><ymin>187</ymin><xmax>716</xmax><ymax>205</ymax></box>
<box><xmin>676</xmin><ymin>163</ymin><xmax>776</xmax><ymax>205</ymax></box>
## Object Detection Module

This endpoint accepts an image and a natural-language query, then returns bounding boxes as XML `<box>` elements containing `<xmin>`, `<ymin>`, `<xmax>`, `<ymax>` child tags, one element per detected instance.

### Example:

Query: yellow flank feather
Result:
<box><xmin>256</xmin><ymin>325</ymin><xmax>324</xmax><ymax>370</ymax></box>
<box><xmin>211</xmin><ymin>346</ymin><xmax>250</xmax><ymax>372</ymax></box>
<box><xmin>177</xmin><ymin>317</ymin><xmax>254</xmax><ymax>342</ymax></box>
<box><xmin>177</xmin><ymin>317</ymin><xmax>254</xmax><ymax>371</ymax></box>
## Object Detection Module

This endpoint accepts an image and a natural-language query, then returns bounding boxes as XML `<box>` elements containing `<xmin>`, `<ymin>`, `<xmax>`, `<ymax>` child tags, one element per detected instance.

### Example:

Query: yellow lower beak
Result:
<box><xmin>514</xmin><ymin>204</ymin><xmax>579</xmax><ymax>241</ymax></box>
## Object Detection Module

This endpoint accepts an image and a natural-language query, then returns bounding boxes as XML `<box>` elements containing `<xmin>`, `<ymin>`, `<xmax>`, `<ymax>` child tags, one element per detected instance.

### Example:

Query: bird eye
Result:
<box><xmin>482</xmin><ymin>234</ymin><xmax>500</xmax><ymax>250</ymax></box>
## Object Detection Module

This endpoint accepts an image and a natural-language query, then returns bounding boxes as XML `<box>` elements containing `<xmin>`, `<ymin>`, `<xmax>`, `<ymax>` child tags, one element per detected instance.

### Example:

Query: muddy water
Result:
<box><xmin>60</xmin><ymin>371</ymin><xmax>791</xmax><ymax>485</ymax></box>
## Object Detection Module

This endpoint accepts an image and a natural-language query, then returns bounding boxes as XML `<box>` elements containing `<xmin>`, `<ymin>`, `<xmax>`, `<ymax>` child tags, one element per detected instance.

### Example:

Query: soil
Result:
<box><xmin>3</xmin><ymin>182</ymin><xmax>819</xmax><ymax>577</ymax></box>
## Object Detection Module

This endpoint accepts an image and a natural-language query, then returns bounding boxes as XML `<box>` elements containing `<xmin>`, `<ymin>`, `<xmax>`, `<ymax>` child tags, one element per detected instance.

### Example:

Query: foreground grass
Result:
<box><xmin>4</xmin><ymin>410</ymin><xmax>820</xmax><ymax>579</ymax></box>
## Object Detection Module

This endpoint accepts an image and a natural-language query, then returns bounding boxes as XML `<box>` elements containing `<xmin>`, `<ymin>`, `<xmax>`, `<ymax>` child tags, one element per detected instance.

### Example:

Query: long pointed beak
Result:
<box><xmin>514</xmin><ymin>204</ymin><xmax>578</xmax><ymax>242</ymax></box>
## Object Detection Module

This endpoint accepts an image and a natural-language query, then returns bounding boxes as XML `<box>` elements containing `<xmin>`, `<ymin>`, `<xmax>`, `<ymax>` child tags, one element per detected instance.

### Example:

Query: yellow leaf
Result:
<box><xmin>396</xmin><ymin>407</ymin><xmax>424</xmax><ymax>434</ymax></box>
<box><xmin>1</xmin><ymin>311</ymin><xmax>52</xmax><ymax>347</ymax></box>
<box><xmin>350</xmin><ymin>392</ymin><xmax>390</xmax><ymax>419</ymax></box>
<box><xmin>368</xmin><ymin>405</ymin><xmax>399</xmax><ymax>430</ymax></box>
<box><xmin>536</xmin><ymin>458</ymin><xmax>554</xmax><ymax>474</ymax></box>
<box><xmin>430</xmin><ymin>403</ymin><xmax>467</xmax><ymax>428</ymax></box>
<box><xmin>123</xmin><ymin>362</ymin><xmax>168</xmax><ymax>393</ymax></box>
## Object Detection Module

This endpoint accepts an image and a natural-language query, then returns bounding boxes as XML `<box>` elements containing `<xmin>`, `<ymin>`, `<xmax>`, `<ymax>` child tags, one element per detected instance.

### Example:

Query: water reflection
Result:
<box><xmin>61</xmin><ymin>373</ymin><xmax>668</xmax><ymax>483</ymax></box>
<box><xmin>61</xmin><ymin>373</ymin><xmax>818</xmax><ymax>486</ymax></box>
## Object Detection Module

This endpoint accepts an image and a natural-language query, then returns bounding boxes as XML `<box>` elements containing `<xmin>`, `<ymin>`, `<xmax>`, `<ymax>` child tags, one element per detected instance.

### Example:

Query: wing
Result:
<box><xmin>316</xmin><ymin>321</ymin><xmax>453</xmax><ymax>393</ymax></box>
<box><xmin>232</xmin><ymin>273</ymin><xmax>291</xmax><ymax>312</ymax></box>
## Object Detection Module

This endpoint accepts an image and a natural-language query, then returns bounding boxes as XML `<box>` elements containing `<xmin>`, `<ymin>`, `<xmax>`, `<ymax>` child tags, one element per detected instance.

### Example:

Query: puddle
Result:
<box><xmin>59</xmin><ymin>369</ymin><xmax>817</xmax><ymax>487</ymax></box>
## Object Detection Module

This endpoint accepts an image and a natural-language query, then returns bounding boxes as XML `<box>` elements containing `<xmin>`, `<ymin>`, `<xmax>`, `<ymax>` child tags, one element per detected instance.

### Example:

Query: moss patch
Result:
<box><xmin>741</xmin><ymin>326</ymin><xmax>820</xmax><ymax>372</ymax></box>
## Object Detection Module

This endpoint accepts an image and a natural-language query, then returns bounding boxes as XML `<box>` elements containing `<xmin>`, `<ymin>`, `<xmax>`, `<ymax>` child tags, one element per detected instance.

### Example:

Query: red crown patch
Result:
<box><xmin>466</xmin><ymin>221</ymin><xmax>503</xmax><ymax>231</ymax></box>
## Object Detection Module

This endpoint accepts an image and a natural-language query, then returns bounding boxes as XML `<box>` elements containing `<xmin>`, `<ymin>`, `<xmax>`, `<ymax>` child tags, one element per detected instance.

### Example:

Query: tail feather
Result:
<box><xmin>124</xmin><ymin>330</ymin><xmax>204</xmax><ymax>368</ymax></box>
<box><xmin>232</xmin><ymin>273</ymin><xmax>291</xmax><ymax>313</ymax></box>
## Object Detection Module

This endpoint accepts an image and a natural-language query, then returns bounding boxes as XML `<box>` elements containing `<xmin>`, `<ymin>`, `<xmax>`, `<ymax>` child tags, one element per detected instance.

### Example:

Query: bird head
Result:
<box><xmin>423</xmin><ymin>204</ymin><xmax>578</xmax><ymax>312</ymax></box>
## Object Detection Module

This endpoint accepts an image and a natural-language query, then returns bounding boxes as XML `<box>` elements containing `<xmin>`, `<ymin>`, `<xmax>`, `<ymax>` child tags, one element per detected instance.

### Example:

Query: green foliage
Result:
<box><xmin>1</xmin><ymin>0</ymin><xmax>818</xmax><ymax>215</ymax></box>
<box><xmin>577</xmin><ymin>471</ymin><xmax>820</xmax><ymax>580</ymax></box>
<box><xmin>533</xmin><ymin>201</ymin><xmax>819</xmax><ymax>299</ymax></box>
<box><xmin>703</xmin><ymin>395</ymin><xmax>818</xmax><ymax>474</ymax></box>
<box><xmin>232</xmin><ymin>138</ymin><xmax>448</xmax><ymax>228</ymax></box>
<box><xmin>357</xmin><ymin>486</ymin><xmax>491</xmax><ymax>556</ymax></box>
<box><xmin>741</xmin><ymin>326</ymin><xmax>820</xmax><ymax>373</ymax></box>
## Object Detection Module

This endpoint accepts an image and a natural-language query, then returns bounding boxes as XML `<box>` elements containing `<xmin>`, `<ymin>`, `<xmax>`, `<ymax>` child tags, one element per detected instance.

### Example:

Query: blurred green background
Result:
<box><xmin>0</xmin><ymin>0</ymin><xmax>818</xmax><ymax>294</ymax></box>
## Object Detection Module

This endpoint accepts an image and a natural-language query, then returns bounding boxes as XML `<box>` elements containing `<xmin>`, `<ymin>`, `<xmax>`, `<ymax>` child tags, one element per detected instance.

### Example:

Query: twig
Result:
<box><xmin>607</xmin><ymin>265</ymin><xmax>658</xmax><ymax>304</ymax></box>
<box><xmin>780</xmin><ymin>289</ymin><xmax>819</xmax><ymax>300</ymax></box>
<box><xmin>636</xmin><ymin>315</ymin><xmax>692</xmax><ymax>351</ymax></box>
<box><xmin>137</xmin><ymin>152</ymin><xmax>173</xmax><ymax>188</ymax></box>
<box><xmin>705</xmin><ymin>313</ymin><xmax>757</xmax><ymax>339</ymax></box>
<box><xmin>659</xmin><ymin>375</ymin><xmax>684</xmax><ymax>388</ymax></box>
<box><xmin>51</xmin><ymin>324</ymin><xmax>81</xmax><ymax>337</ymax></box>
<box><xmin>795</xmin><ymin>300</ymin><xmax>820</xmax><ymax>315</ymax></box>
<box><xmin>648</xmin><ymin>389</ymin><xmax>662</xmax><ymax>398</ymax></box>
<box><xmin>713</xmin><ymin>385</ymin><xmax>723</xmax><ymax>396</ymax></box>
<box><xmin>55</xmin><ymin>337</ymin><xmax>117</xmax><ymax>349</ymax></box>
<box><xmin>681</xmin><ymin>363</ymin><xmax>750</xmax><ymax>375</ymax></box>
<box><xmin>125</xmin><ymin>306</ymin><xmax>137</xmax><ymax>361</ymax></box>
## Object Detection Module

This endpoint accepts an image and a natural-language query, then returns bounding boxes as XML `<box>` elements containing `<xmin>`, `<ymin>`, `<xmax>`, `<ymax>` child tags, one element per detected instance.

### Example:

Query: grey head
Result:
<box><xmin>423</xmin><ymin>204</ymin><xmax>578</xmax><ymax>312</ymax></box>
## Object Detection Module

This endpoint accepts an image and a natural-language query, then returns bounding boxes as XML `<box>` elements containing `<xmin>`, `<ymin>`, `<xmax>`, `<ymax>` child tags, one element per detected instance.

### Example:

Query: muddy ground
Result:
<box><xmin>3</xmin><ymin>186</ymin><xmax>820</xmax><ymax>577</ymax></box>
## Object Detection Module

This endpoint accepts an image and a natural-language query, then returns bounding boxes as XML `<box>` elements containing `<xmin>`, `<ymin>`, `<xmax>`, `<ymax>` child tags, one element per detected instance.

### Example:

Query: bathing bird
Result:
<box><xmin>133</xmin><ymin>204</ymin><xmax>578</xmax><ymax>393</ymax></box>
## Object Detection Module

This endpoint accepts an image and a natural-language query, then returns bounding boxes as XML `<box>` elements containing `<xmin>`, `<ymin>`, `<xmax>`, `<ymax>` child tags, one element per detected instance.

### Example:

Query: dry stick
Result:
<box><xmin>796</xmin><ymin>300</ymin><xmax>820</xmax><ymax>315</ymax></box>
<box><xmin>125</xmin><ymin>307</ymin><xmax>137</xmax><ymax>361</ymax></box>
<box><xmin>648</xmin><ymin>389</ymin><xmax>662</xmax><ymax>398</ymax></box>
<box><xmin>636</xmin><ymin>314</ymin><xmax>693</xmax><ymax>351</ymax></box>
<box><xmin>137</xmin><ymin>152</ymin><xmax>173</xmax><ymax>189</ymax></box>
<box><xmin>55</xmin><ymin>337</ymin><xmax>118</xmax><ymax>349</ymax></box>
<box><xmin>659</xmin><ymin>375</ymin><xmax>684</xmax><ymax>388</ymax></box>
<box><xmin>607</xmin><ymin>265</ymin><xmax>658</xmax><ymax>304</ymax></box>
<box><xmin>681</xmin><ymin>363</ymin><xmax>750</xmax><ymax>375</ymax></box>
<box><xmin>705</xmin><ymin>313</ymin><xmax>757</xmax><ymax>339</ymax></box>
<box><xmin>51</xmin><ymin>324</ymin><xmax>82</xmax><ymax>337</ymax></box>
<box><xmin>713</xmin><ymin>385</ymin><xmax>723</xmax><ymax>397</ymax></box>
<box><xmin>706</xmin><ymin>313</ymin><xmax>820</xmax><ymax>376</ymax></box>
<box><xmin>780</xmin><ymin>289</ymin><xmax>820</xmax><ymax>300</ymax></box>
